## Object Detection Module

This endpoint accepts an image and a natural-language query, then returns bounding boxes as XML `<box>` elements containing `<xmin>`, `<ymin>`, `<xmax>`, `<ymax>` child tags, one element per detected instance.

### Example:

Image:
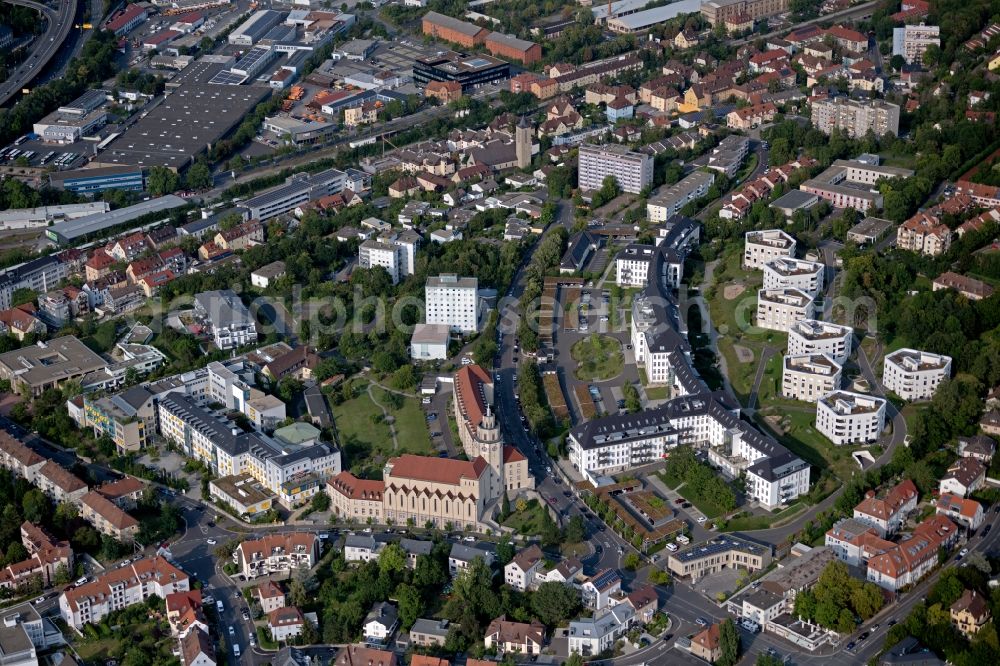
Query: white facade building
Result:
<box><xmin>781</xmin><ymin>354</ymin><xmax>842</xmax><ymax>402</ymax></box>
<box><xmin>755</xmin><ymin>288</ymin><xmax>815</xmax><ymax>332</ymax></box>
<box><xmin>567</xmin><ymin>605</ymin><xmax>635</xmax><ymax>657</ymax></box>
<box><xmin>762</xmin><ymin>258</ymin><xmax>825</xmax><ymax>298</ymax></box>
<box><xmin>578</xmin><ymin>144</ymin><xmax>653</xmax><ymax>194</ymax></box>
<box><xmin>425</xmin><ymin>274</ymin><xmax>479</xmax><ymax>333</ymax></box>
<box><xmin>882</xmin><ymin>348</ymin><xmax>952</xmax><ymax>401</ymax></box>
<box><xmin>744</xmin><ymin>229</ymin><xmax>796</xmax><ymax>269</ymax></box>
<box><xmin>816</xmin><ymin>390</ymin><xmax>886</xmax><ymax>445</ymax></box>
<box><xmin>787</xmin><ymin>319</ymin><xmax>853</xmax><ymax>364</ymax></box>
<box><xmin>358</xmin><ymin>230</ymin><xmax>420</xmax><ymax>285</ymax></box>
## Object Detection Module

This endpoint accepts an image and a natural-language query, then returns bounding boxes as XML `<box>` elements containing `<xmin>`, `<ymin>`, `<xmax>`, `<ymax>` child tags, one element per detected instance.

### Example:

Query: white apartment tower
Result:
<box><xmin>816</xmin><ymin>390</ymin><xmax>887</xmax><ymax>445</ymax></box>
<box><xmin>811</xmin><ymin>97</ymin><xmax>901</xmax><ymax>139</ymax></box>
<box><xmin>892</xmin><ymin>24</ymin><xmax>940</xmax><ymax>65</ymax></box>
<box><xmin>425</xmin><ymin>274</ymin><xmax>480</xmax><ymax>333</ymax></box>
<box><xmin>781</xmin><ymin>353</ymin><xmax>842</xmax><ymax>402</ymax></box>
<box><xmin>787</xmin><ymin>319</ymin><xmax>853</xmax><ymax>364</ymax></box>
<box><xmin>882</xmin><ymin>348</ymin><xmax>952</xmax><ymax>401</ymax></box>
<box><xmin>578</xmin><ymin>144</ymin><xmax>653</xmax><ymax>194</ymax></box>
<box><xmin>744</xmin><ymin>229</ymin><xmax>796</xmax><ymax>269</ymax></box>
<box><xmin>755</xmin><ymin>288</ymin><xmax>815</xmax><ymax>332</ymax></box>
<box><xmin>763</xmin><ymin>257</ymin><xmax>825</xmax><ymax>298</ymax></box>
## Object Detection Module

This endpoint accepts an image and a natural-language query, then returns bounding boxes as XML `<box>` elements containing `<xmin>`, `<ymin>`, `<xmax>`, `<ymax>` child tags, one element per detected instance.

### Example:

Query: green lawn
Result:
<box><xmin>753</xmin><ymin>403</ymin><xmax>861</xmax><ymax>483</ymax></box>
<box><xmin>333</xmin><ymin>381</ymin><xmax>433</xmax><ymax>475</ymax></box>
<box><xmin>503</xmin><ymin>499</ymin><xmax>552</xmax><ymax>535</ymax></box>
<box><xmin>720</xmin><ymin>503</ymin><xmax>806</xmax><ymax>531</ymax></box>
<box><xmin>675</xmin><ymin>482</ymin><xmax>726</xmax><ymax>519</ymax></box>
<box><xmin>572</xmin><ymin>334</ymin><xmax>624</xmax><ymax>381</ymax></box>
<box><xmin>639</xmin><ymin>368</ymin><xmax>670</xmax><ymax>400</ymax></box>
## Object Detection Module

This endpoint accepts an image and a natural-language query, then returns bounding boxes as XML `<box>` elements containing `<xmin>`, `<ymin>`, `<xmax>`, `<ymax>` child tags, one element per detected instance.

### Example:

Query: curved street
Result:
<box><xmin>0</xmin><ymin>0</ymin><xmax>76</xmax><ymax>107</ymax></box>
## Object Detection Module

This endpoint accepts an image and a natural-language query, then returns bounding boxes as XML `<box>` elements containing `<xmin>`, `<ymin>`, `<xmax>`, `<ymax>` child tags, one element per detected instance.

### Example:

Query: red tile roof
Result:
<box><xmin>386</xmin><ymin>454</ymin><xmax>488</xmax><ymax>485</ymax></box>
<box><xmin>455</xmin><ymin>364</ymin><xmax>493</xmax><ymax>436</ymax></box>
<box><xmin>327</xmin><ymin>472</ymin><xmax>384</xmax><ymax>501</ymax></box>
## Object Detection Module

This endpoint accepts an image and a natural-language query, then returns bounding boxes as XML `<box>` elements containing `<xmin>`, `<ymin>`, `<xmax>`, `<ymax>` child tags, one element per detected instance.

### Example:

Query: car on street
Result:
<box><xmin>859</xmin><ymin>631</ymin><xmax>869</xmax><ymax>641</ymax></box>
<box><xmin>464</xmin><ymin>535</ymin><xmax>475</xmax><ymax>542</ymax></box>
<box><xmin>33</xmin><ymin>596</ymin><xmax>45</xmax><ymax>605</ymax></box>
<box><xmin>846</xmin><ymin>641</ymin><xmax>856</xmax><ymax>651</ymax></box>
<box><xmin>229</xmin><ymin>626</ymin><xmax>235</xmax><ymax>636</ymax></box>
<box><xmin>959</xmin><ymin>548</ymin><xmax>969</xmax><ymax>558</ymax></box>
<box><xmin>696</xmin><ymin>617</ymin><xmax>708</xmax><ymax>627</ymax></box>
<box><xmin>249</xmin><ymin>635</ymin><xmax>256</xmax><ymax>648</ymax></box>
<box><xmin>242</xmin><ymin>609</ymin><xmax>250</xmax><ymax>621</ymax></box>
<box><xmin>207</xmin><ymin>538</ymin><xmax>216</xmax><ymax>545</ymax></box>
<box><xmin>674</xmin><ymin>498</ymin><xmax>684</xmax><ymax>505</ymax></box>
<box><xmin>547</xmin><ymin>497</ymin><xmax>557</xmax><ymax>504</ymax></box>
<box><xmin>887</xmin><ymin>619</ymin><xmax>897</xmax><ymax>627</ymax></box>
<box><xmin>697</xmin><ymin>516</ymin><xmax>706</xmax><ymax>523</ymax></box>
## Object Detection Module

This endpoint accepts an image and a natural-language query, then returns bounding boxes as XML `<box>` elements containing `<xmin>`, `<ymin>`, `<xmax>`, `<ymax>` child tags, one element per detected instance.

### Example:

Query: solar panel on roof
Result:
<box><xmin>464</xmin><ymin>58</ymin><xmax>492</xmax><ymax>68</ymax></box>
<box><xmin>208</xmin><ymin>70</ymin><xmax>248</xmax><ymax>85</ymax></box>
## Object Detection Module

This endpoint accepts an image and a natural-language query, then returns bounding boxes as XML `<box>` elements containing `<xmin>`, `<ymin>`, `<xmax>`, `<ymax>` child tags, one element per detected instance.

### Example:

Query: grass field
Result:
<box><xmin>333</xmin><ymin>381</ymin><xmax>433</xmax><ymax>475</ymax></box>
<box><xmin>658</xmin><ymin>472</ymin><xmax>726</xmax><ymax>519</ymax></box>
<box><xmin>638</xmin><ymin>369</ymin><xmax>670</xmax><ymax>400</ymax></box>
<box><xmin>572</xmin><ymin>334</ymin><xmax>624</xmax><ymax>381</ymax></box>
<box><xmin>503</xmin><ymin>499</ymin><xmax>551</xmax><ymax>535</ymax></box>
<box><xmin>753</xmin><ymin>403</ymin><xmax>860</xmax><ymax>483</ymax></box>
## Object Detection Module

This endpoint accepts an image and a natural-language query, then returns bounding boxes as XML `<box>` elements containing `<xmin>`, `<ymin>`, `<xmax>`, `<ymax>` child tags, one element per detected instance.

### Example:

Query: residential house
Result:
<box><xmin>935</xmin><ymin>494</ymin><xmax>985</xmax><ymax>532</ymax></box>
<box><xmin>363</xmin><ymin>602</ymin><xmax>398</xmax><ymax>644</ymax></box>
<box><xmin>951</xmin><ymin>590</ymin><xmax>991</xmax><ymax>637</ymax></box>
<box><xmin>958</xmin><ymin>435</ymin><xmax>995</xmax><ymax>463</ymax></box>
<box><xmin>448</xmin><ymin>543</ymin><xmax>495</xmax><ymax>577</ymax></box>
<box><xmin>483</xmin><ymin>616</ymin><xmax>545</xmax><ymax>655</ymax></box>
<box><xmin>409</xmin><ymin>618</ymin><xmax>453</xmax><ymax>647</ymax></box>
<box><xmin>257</xmin><ymin>580</ymin><xmax>286</xmax><ymax>614</ymax></box>
<box><xmin>690</xmin><ymin>623</ymin><xmax>722</xmax><ymax>662</ymax></box>
<box><xmin>268</xmin><ymin>606</ymin><xmax>305</xmax><ymax>642</ymax></box>
<box><xmin>504</xmin><ymin>544</ymin><xmax>543</xmax><ymax>591</ymax></box>
<box><xmin>939</xmin><ymin>458</ymin><xmax>986</xmax><ymax>497</ymax></box>
<box><xmin>852</xmin><ymin>480</ymin><xmax>919</xmax><ymax>537</ymax></box>
<box><xmin>581</xmin><ymin>569</ymin><xmax>622</xmax><ymax>611</ymax></box>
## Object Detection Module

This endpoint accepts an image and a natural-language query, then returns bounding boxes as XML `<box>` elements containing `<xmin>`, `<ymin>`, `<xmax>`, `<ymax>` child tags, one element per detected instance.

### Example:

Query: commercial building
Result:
<box><xmin>787</xmin><ymin>319</ymin><xmax>853</xmax><ymax>364</ymax></box>
<box><xmin>410</xmin><ymin>324</ymin><xmax>450</xmax><ymax>360</ymax></box>
<box><xmin>800</xmin><ymin>159</ymin><xmax>914</xmax><ymax>212</ymax></box>
<box><xmin>646</xmin><ymin>171</ymin><xmax>714</xmax><ymax>222</ymax></box>
<box><xmin>209</xmin><ymin>474</ymin><xmax>275</xmax><ymax>517</ymax></box>
<box><xmin>229</xmin><ymin>10</ymin><xmax>284</xmax><ymax>46</ymax></box>
<box><xmin>892</xmin><ymin>24</ymin><xmax>940</xmax><ymax>65</ymax></box>
<box><xmin>49</xmin><ymin>166</ymin><xmax>145</xmax><ymax>195</ymax></box>
<box><xmin>484</xmin><ymin>32</ymin><xmax>542</xmax><ymax>65</ymax></box>
<box><xmin>421</xmin><ymin>11</ymin><xmax>488</xmax><ymax>48</ymax></box>
<box><xmin>245</xmin><ymin>169</ymin><xmax>346</xmax><ymax>221</ymax></box>
<box><xmin>846</xmin><ymin>216</ymin><xmax>894</xmax><ymax>245</ymax></box>
<box><xmin>811</xmin><ymin>97</ymin><xmax>901</xmax><ymax>138</ymax></box>
<box><xmin>382</xmin><ymin>454</ymin><xmax>490</xmax><ymax>530</ymax></box>
<box><xmin>781</xmin><ymin>354</ymin><xmax>842</xmax><ymax>402</ymax></box>
<box><xmin>413</xmin><ymin>51</ymin><xmax>510</xmax><ymax>94</ymax></box>
<box><xmin>0</xmin><ymin>203</ymin><xmax>110</xmax><ymax>231</ymax></box>
<box><xmin>578</xmin><ymin>144</ymin><xmax>653</xmax><ymax>195</ymax></box>
<box><xmin>743</xmin><ymin>229</ymin><xmax>796</xmax><ymax>269</ymax></box>
<box><xmin>234</xmin><ymin>533</ymin><xmax>319</xmax><ymax>579</ymax></box>
<box><xmin>815</xmin><ymin>390</ymin><xmax>886</xmax><ymax>445</ymax></box>
<box><xmin>100</xmin><ymin>84</ymin><xmax>271</xmax><ymax>171</ymax></box>
<box><xmin>853</xmin><ymin>480</ymin><xmax>919</xmax><ymax>537</ymax></box>
<box><xmin>59</xmin><ymin>557</ymin><xmax>189</xmax><ymax>629</ymax></box>
<box><xmin>882</xmin><ymin>348</ymin><xmax>952</xmax><ymax>401</ymax></box>
<box><xmin>667</xmin><ymin>536</ymin><xmax>772</xmax><ymax>580</ymax></box>
<box><xmin>425</xmin><ymin>274</ymin><xmax>479</xmax><ymax>333</ymax></box>
<box><xmin>762</xmin><ymin>258</ymin><xmax>824</xmax><ymax>298</ymax></box>
<box><xmin>606</xmin><ymin>2</ymin><xmax>704</xmax><ymax>34</ymax></box>
<box><xmin>0</xmin><ymin>336</ymin><xmax>108</xmax><ymax>397</ymax></box>
<box><xmin>45</xmin><ymin>195</ymin><xmax>188</xmax><ymax>245</ymax></box>
<box><xmin>106</xmin><ymin>4</ymin><xmax>148</xmax><ymax>36</ymax></box>
<box><xmin>755</xmin><ymin>288</ymin><xmax>815</xmax><ymax>332</ymax></box>
<box><xmin>700</xmin><ymin>0</ymin><xmax>788</xmax><ymax>25</ymax></box>
<box><xmin>194</xmin><ymin>290</ymin><xmax>258</xmax><ymax>351</ymax></box>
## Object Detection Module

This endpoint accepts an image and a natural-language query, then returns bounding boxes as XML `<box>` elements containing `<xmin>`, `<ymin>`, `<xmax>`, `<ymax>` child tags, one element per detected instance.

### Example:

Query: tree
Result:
<box><xmin>186</xmin><ymin>161</ymin><xmax>212</xmax><ymax>191</ymax></box>
<box><xmin>311</xmin><ymin>491</ymin><xmax>330</xmax><ymax>512</ymax></box>
<box><xmin>717</xmin><ymin>618</ymin><xmax>741</xmax><ymax>666</ymax></box>
<box><xmin>378</xmin><ymin>543</ymin><xmax>407</xmax><ymax>576</ymax></box>
<box><xmin>889</xmin><ymin>54</ymin><xmax>905</xmax><ymax>71</ymax></box>
<box><xmin>532</xmin><ymin>581</ymin><xmax>581</xmax><ymax>626</ymax></box>
<box><xmin>622</xmin><ymin>552</ymin><xmax>640</xmax><ymax>570</ymax></box>
<box><xmin>564</xmin><ymin>515</ymin><xmax>586</xmax><ymax>544</ymax></box>
<box><xmin>496</xmin><ymin>535</ymin><xmax>515</xmax><ymax>566</ymax></box>
<box><xmin>53</xmin><ymin>563</ymin><xmax>71</xmax><ymax>585</ymax></box>
<box><xmin>147</xmin><ymin>167</ymin><xmax>179</xmax><ymax>196</ymax></box>
<box><xmin>5</xmin><ymin>542</ymin><xmax>28</xmax><ymax>567</ymax></box>
<box><xmin>22</xmin><ymin>489</ymin><xmax>49</xmax><ymax>524</ymax></box>
<box><xmin>565</xmin><ymin>654</ymin><xmax>584</xmax><ymax>666</ymax></box>
<box><xmin>395</xmin><ymin>583</ymin><xmax>422</xmax><ymax>630</ymax></box>
<box><xmin>288</xmin><ymin>575</ymin><xmax>308</xmax><ymax>607</ymax></box>
<box><xmin>755</xmin><ymin>655</ymin><xmax>783</xmax><ymax>666</ymax></box>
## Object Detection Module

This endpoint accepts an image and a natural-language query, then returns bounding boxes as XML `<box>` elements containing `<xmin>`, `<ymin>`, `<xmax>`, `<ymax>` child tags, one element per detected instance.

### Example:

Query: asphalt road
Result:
<box><xmin>0</xmin><ymin>0</ymin><xmax>76</xmax><ymax>107</ymax></box>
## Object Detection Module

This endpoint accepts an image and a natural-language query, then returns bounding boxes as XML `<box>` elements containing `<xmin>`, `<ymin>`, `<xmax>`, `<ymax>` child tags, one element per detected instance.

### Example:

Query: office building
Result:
<box><xmin>578</xmin><ymin>144</ymin><xmax>653</xmax><ymax>195</ymax></box>
<box><xmin>743</xmin><ymin>229</ymin><xmax>795</xmax><ymax>269</ymax></box>
<box><xmin>700</xmin><ymin>0</ymin><xmax>789</xmax><ymax>26</ymax></box>
<box><xmin>787</xmin><ymin>319</ymin><xmax>853</xmax><ymax>364</ymax></box>
<box><xmin>892</xmin><ymin>24</ymin><xmax>940</xmax><ymax>65</ymax></box>
<box><xmin>0</xmin><ymin>336</ymin><xmax>108</xmax><ymax>398</ymax></box>
<box><xmin>245</xmin><ymin>169</ymin><xmax>346</xmax><ymax>221</ymax></box>
<box><xmin>234</xmin><ymin>533</ymin><xmax>319</xmax><ymax>579</ymax></box>
<box><xmin>413</xmin><ymin>51</ymin><xmax>510</xmax><ymax>93</ymax></box>
<box><xmin>816</xmin><ymin>390</ymin><xmax>886</xmax><ymax>445</ymax></box>
<box><xmin>646</xmin><ymin>171</ymin><xmax>714</xmax><ymax>222</ymax></box>
<box><xmin>60</xmin><ymin>557</ymin><xmax>189</xmax><ymax>629</ymax></box>
<box><xmin>0</xmin><ymin>256</ymin><xmax>70</xmax><ymax>310</ymax></box>
<box><xmin>883</xmin><ymin>348</ymin><xmax>951</xmax><ymax>401</ymax></box>
<box><xmin>811</xmin><ymin>97</ymin><xmax>901</xmax><ymax>138</ymax></box>
<box><xmin>755</xmin><ymin>288</ymin><xmax>815</xmax><ymax>332</ymax></box>
<box><xmin>781</xmin><ymin>354</ymin><xmax>842</xmax><ymax>402</ymax></box>
<box><xmin>762</xmin><ymin>258</ymin><xmax>824</xmax><ymax>298</ymax></box>
<box><xmin>800</xmin><ymin>159</ymin><xmax>914</xmax><ymax>212</ymax></box>
<box><xmin>425</xmin><ymin>274</ymin><xmax>479</xmax><ymax>333</ymax></box>
<box><xmin>193</xmin><ymin>290</ymin><xmax>258</xmax><ymax>351</ymax></box>
<box><xmin>49</xmin><ymin>166</ymin><xmax>145</xmax><ymax>195</ymax></box>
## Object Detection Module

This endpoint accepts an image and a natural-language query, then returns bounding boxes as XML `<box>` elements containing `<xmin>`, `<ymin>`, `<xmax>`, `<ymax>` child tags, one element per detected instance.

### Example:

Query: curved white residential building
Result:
<box><xmin>744</xmin><ymin>229</ymin><xmax>796</xmax><ymax>269</ymax></box>
<box><xmin>762</xmin><ymin>257</ymin><xmax>825</xmax><ymax>298</ymax></box>
<box><xmin>787</xmin><ymin>319</ymin><xmax>853</xmax><ymax>364</ymax></box>
<box><xmin>883</xmin><ymin>348</ymin><xmax>952</xmax><ymax>401</ymax></box>
<box><xmin>756</xmin><ymin>288</ymin><xmax>815</xmax><ymax>332</ymax></box>
<box><xmin>781</xmin><ymin>353</ymin><xmax>842</xmax><ymax>402</ymax></box>
<box><xmin>816</xmin><ymin>390</ymin><xmax>886</xmax><ymax>445</ymax></box>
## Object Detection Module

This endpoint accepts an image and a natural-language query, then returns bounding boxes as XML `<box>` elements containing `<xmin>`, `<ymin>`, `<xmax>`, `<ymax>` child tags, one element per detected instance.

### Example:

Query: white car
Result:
<box><xmin>697</xmin><ymin>516</ymin><xmax>706</xmax><ymax>523</ymax></box>
<box><xmin>207</xmin><ymin>538</ymin><xmax>217</xmax><ymax>545</ymax></box>
<box><xmin>33</xmin><ymin>596</ymin><xmax>45</xmax><ymax>605</ymax></box>
<box><xmin>464</xmin><ymin>535</ymin><xmax>475</xmax><ymax>542</ymax></box>
<box><xmin>959</xmin><ymin>548</ymin><xmax>969</xmax><ymax>557</ymax></box>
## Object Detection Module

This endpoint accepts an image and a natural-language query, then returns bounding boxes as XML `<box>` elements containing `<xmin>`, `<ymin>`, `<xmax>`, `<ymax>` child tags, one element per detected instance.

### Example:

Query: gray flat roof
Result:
<box><xmin>47</xmin><ymin>195</ymin><xmax>188</xmax><ymax>242</ymax></box>
<box><xmin>770</xmin><ymin>190</ymin><xmax>819</xmax><ymax>210</ymax></box>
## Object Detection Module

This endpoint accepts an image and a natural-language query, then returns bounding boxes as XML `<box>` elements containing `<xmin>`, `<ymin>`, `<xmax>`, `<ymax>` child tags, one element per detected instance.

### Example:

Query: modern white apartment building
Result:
<box><xmin>567</xmin><ymin>605</ymin><xmax>635</xmax><ymax>657</ymax></box>
<box><xmin>646</xmin><ymin>171</ymin><xmax>714</xmax><ymax>223</ymax></box>
<box><xmin>816</xmin><ymin>390</ymin><xmax>886</xmax><ymax>445</ymax></box>
<box><xmin>781</xmin><ymin>354</ymin><xmax>842</xmax><ymax>402</ymax></box>
<box><xmin>60</xmin><ymin>557</ymin><xmax>189</xmax><ymax>629</ymax></box>
<box><xmin>615</xmin><ymin>244</ymin><xmax>658</xmax><ymax>287</ymax></box>
<box><xmin>755</xmin><ymin>288</ymin><xmax>815</xmax><ymax>332</ymax></box>
<box><xmin>234</xmin><ymin>533</ymin><xmax>319</xmax><ymax>579</ymax></box>
<box><xmin>811</xmin><ymin>97</ymin><xmax>901</xmax><ymax>138</ymax></box>
<box><xmin>892</xmin><ymin>24</ymin><xmax>940</xmax><ymax>65</ymax></box>
<box><xmin>744</xmin><ymin>229</ymin><xmax>796</xmax><ymax>269</ymax></box>
<box><xmin>787</xmin><ymin>319</ymin><xmax>853</xmax><ymax>364</ymax></box>
<box><xmin>425</xmin><ymin>274</ymin><xmax>479</xmax><ymax>333</ymax></box>
<box><xmin>882</xmin><ymin>348</ymin><xmax>952</xmax><ymax>401</ymax></box>
<box><xmin>358</xmin><ymin>230</ymin><xmax>421</xmax><ymax>285</ymax></box>
<box><xmin>578</xmin><ymin>144</ymin><xmax>653</xmax><ymax>194</ymax></box>
<box><xmin>194</xmin><ymin>290</ymin><xmax>258</xmax><ymax>351</ymax></box>
<box><xmin>762</xmin><ymin>258</ymin><xmax>825</xmax><ymax>298</ymax></box>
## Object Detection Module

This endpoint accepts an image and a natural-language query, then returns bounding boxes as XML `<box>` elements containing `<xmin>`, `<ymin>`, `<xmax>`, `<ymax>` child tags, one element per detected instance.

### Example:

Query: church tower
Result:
<box><xmin>478</xmin><ymin>406</ymin><xmax>505</xmax><ymax>500</ymax></box>
<box><xmin>515</xmin><ymin>115</ymin><xmax>532</xmax><ymax>170</ymax></box>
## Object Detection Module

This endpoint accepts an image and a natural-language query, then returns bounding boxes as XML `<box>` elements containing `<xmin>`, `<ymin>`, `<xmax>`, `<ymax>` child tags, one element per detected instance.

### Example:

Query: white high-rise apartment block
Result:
<box><xmin>358</xmin><ymin>230</ymin><xmax>421</xmax><ymax>285</ymax></box>
<box><xmin>425</xmin><ymin>274</ymin><xmax>480</xmax><ymax>333</ymax></box>
<box><xmin>756</xmin><ymin>288</ymin><xmax>815</xmax><ymax>332</ymax></box>
<box><xmin>578</xmin><ymin>144</ymin><xmax>653</xmax><ymax>194</ymax></box>
<box><xmin>883</xmin><ymin>348</ymin><xmax>952</xmax><ymax>401</ymax></box>
<box><xmin>811</xmin><ymin>97</ymin><xmax>901</xmax><ymax>139</ymax></box>
<box><xmin>787</xmin><ymin>319</ymin><xmax>853</xmax><ymax>364</ymax></box>
<box><xmin>892</xmin><ymin>24</ymin><xmax>940</xmax><ymax>65</ymax></box>
<box><xmin>782</xmin><ymin>353</ymin><xmax>842</xmax><ymax>402</ymax></box>
<box><xmin>744</xmin><ymin>229</ymin><xmax>796</xmax><ymax>269</ymax></box>
<box><xmin>763</xmin><ymin>257</ymin><xmax>825</xmax><ymax>298</ymax></box>
<box><xmin>816</xmin><ymin>390</ymin><xmax>886</xmax><ymax>445</ymax></box>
